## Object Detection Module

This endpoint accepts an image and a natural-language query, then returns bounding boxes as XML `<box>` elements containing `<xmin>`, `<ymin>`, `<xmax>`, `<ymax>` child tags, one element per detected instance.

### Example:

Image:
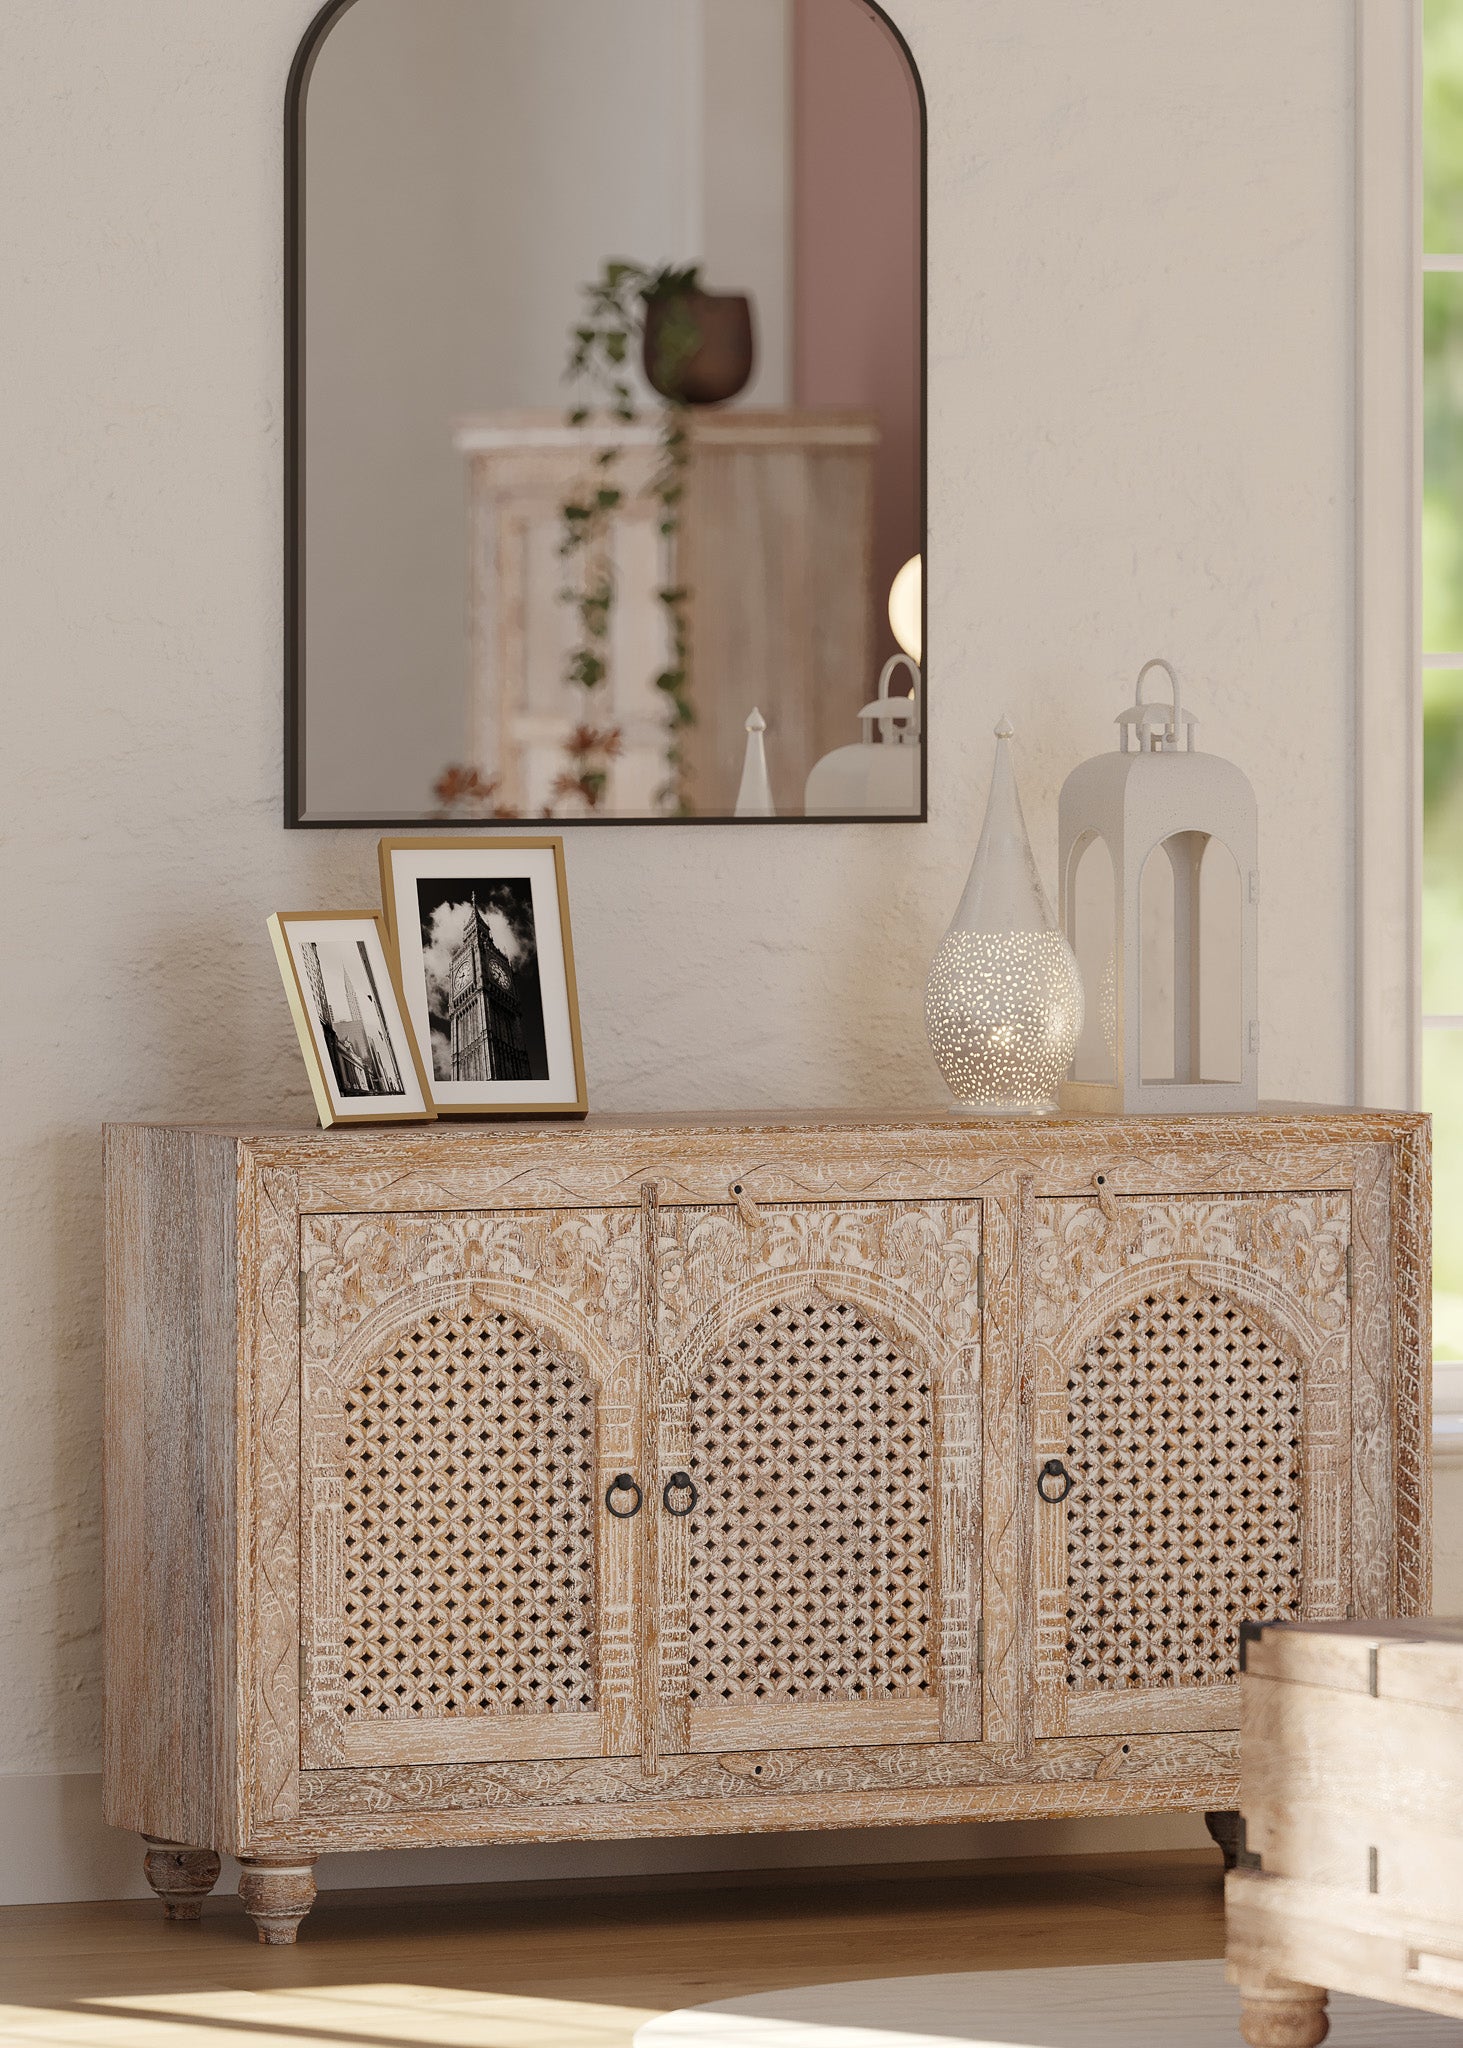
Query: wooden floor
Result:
<box><xmin>0</xmin><ymin>1849</ymin><xmax>1225</xmax><ymax>2047</ymax></box>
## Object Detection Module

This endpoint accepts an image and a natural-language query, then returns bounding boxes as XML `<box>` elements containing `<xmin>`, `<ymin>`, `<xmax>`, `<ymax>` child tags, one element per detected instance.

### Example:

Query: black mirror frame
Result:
<box><xmin>283</xmin><ymin>0</ymin><xmax>928</xmax><ymax>829</ymax></box>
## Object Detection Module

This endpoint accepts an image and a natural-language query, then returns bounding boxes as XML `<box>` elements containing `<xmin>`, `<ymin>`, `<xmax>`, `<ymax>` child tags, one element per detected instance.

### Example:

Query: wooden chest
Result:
<box><xmin>102</xmin><ymin>1110</ymin><xmax>1429</xmax><ymax>1941</ymax></box>
<box><xmin>1228</xmin><ymin>1617</ymin><xmax>1463</xmax><ymax>2047</ymax></box>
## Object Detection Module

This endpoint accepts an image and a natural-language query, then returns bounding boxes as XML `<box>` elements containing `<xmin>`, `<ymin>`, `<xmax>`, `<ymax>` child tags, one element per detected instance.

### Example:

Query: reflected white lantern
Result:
<box><xmin>924</xmin><ymin>719</ymin><xmax>1084</xmax><ymax>1113</ymax></box>
<box><xmin>804</xmin><ymin>558</ymin><xmax>923</xmax><ymax>816</ymax></box>
<box><xmin>803</xmin><ymin>655</ymin><xmax>921</xmax><ymax>816</ymax></box>
<box><xmin>1057</xmin><ymin>659</ymin><xmax>1259</xmax><ymax>1113</ymax></box>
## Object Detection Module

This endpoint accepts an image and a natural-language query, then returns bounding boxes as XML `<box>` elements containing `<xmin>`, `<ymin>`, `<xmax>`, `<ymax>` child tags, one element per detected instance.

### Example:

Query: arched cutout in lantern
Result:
<box><xmin>1057</xmin><ymin>660</ymin><xmax>1258</xmax><ymax>1113</ymax></box>
<box><xmin>1198</xmin><ymin>837</ymin><xmax>1244</xmax><ymax>1082</ymax></box>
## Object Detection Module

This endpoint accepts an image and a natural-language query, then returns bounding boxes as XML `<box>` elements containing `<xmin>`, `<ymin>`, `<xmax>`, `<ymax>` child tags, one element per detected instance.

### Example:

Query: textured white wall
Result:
<box><xmin>0</xmin><ymin>0</ymin><xmax>1362</xmax><ymax>1897</ymax></box>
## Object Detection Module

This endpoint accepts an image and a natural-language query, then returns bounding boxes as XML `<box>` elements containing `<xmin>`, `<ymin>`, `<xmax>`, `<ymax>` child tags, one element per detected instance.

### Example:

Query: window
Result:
<box><xmin>1426</xmin><ymin>0</ymin><xmax>1463</xmax><ymax>1364</ymax></box>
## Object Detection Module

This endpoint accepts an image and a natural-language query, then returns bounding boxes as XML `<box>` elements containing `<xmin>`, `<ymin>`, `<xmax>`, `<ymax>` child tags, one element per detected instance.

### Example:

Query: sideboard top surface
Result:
<box><xmin>104</xmin><ymin>1107</ymin><xmax>1430</xmax><ymax>1215</ymax></box>
<box><xmin>107</xmin><ymin>1104</ymin><xmax>1428</xmax><ymax>1147</ymax></box>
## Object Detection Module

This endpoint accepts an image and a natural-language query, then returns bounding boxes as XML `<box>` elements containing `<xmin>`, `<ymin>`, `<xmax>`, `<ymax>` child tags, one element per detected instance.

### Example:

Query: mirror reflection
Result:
<box><xmin>291</xmin><ymin>0</ymin><xmax>924</xmax><ymax>823</ymax></box>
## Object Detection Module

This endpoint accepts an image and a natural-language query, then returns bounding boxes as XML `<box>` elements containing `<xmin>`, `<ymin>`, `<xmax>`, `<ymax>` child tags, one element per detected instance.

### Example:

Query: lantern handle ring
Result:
<box><xmin>1135</xmin><ymin>658</ymin><xmax>1181</xmax><ymax>733</ymax></box>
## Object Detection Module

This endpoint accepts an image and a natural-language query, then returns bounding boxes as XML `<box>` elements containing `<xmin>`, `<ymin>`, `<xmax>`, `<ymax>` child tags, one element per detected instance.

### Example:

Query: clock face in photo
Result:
<box><xmin>415</xmin><ymin>876</ymin><xmax>548</xmax><ymax>1086</ymax></box>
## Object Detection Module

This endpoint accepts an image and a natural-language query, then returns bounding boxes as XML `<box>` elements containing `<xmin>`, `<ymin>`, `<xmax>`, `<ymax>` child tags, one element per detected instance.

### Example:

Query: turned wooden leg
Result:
<box><xmin>1237</xmin><ymin>1973</ymin><xmax>1329</xmax><ymax>2047</ymax></box>
<box><xmin>237</xmin><ymin>1858</ymin><xmax>317</xmax><ymax>1945</ymax></box>
<box><xmin>142</xmin><ymin>1838</ymin><xmax>221</xmax><ymax>1922</ymax></box>
<box><xmin>1205</xmin><ymin>1807</ymin><xmax>1245</xmax><ymax>1871</ymax></box>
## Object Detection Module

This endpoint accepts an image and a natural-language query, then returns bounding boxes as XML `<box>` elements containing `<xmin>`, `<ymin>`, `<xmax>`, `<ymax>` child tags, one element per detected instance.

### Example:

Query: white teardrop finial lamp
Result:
<box><xmin>734</xmin><ymin>706</ymin><xmax>775</xmax><ymax>818</ymax></box>
<box><xmin>925</xmin><ymin>718</ymin><xmax>1084</xmax><ymax>1113</ymax></box>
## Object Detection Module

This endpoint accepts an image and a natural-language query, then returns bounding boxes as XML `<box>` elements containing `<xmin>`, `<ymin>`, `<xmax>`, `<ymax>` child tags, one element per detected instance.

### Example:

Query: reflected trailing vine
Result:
<box><xmin>558</xmin><ymin>261</ymin><xmax>701</xmax><ymax>815</ymax></box>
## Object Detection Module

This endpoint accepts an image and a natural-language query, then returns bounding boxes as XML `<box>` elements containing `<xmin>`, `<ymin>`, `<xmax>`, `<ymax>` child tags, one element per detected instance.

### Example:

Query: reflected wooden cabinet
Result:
<box><xmin>456</xmin><ymin>411</ymin><xmax>878</xmax><ymax>818</ymax></box>
<box><xmin>103</xmin><ymin>1112</ymin><xmax>1428</xmax><ymax>1942</ymax></box>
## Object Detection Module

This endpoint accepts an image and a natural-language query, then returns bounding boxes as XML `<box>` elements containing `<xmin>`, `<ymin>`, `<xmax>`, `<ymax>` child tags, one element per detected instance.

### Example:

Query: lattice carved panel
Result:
<box><xmin>340</xmin><ymin>1305</ymin><xmax>596</xmax><ymax>1722</ymax></box>
<box><xmin>653</xmin><ymin>1200</ymin><xmax>982</xmax><ymax>1749</ymax></box>
<box><xmin>299</xmin><ymin>1206</ymin><xmax>641</xmax><ymax>1768</ymax></box>
<box><xmin>1064</xmin><ymin>1282</ymin><xmax>1301</xmax><ymax>1695</ymax></box>
<box><xmin>686</xmin><ymin>1293</ymin><xmax>934</xmax><ymax>1708</ymax></box>
<box><xmin>1030</xmin><ymin>1190</ymin><xmax>1353</xmax><ymax>1736</ymax></box>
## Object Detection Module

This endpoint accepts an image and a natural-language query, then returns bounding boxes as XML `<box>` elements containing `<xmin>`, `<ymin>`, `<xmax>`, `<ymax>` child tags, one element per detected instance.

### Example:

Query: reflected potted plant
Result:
<box><xmin>558</xmin><ymin>261</ymin><xmax>755</xmax><ymax>816</ymax></box>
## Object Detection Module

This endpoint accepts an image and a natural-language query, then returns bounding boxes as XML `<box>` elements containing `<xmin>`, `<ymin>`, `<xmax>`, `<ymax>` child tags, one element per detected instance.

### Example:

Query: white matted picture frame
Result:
<box><xmin>379</xmin><ymin>836</ymin><xmax>588</xmax><ymax>1118</ymax></box>
<box><xmin>268</xmin><ymin>910</ymin><xmax>435</xmax><ymax>1128</ymax></box>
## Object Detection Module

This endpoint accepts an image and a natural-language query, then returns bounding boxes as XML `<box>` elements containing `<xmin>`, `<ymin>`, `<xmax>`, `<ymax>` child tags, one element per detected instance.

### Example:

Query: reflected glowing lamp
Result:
<box><xmin>889</xmin><ymin>555</ymin><xmax>923</xmax><ymax>664</ymax></box>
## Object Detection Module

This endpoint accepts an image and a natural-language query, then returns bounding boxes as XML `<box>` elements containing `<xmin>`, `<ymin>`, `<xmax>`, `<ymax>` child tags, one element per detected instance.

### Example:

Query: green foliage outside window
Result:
<box><xmin>1424</xmin><ymin>0</ymin><xmax>1463</xmax><ymax>1354</ymax></box>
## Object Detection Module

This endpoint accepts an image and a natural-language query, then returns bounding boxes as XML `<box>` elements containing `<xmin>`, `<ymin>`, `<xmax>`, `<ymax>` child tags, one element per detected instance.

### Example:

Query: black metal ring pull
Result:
<box><xmin>1037</xmin><ymin>1458</ymin><xmax>1074</xmax><ymax>1504</ymax></box>
<box><xmin>663</xmin><ymin>1470</ymin><xmax>699</xmax><ymax>1516</ymax></box>
<box><xmin>604</xmin><ymin>1473</ymin><xmax>643</xmax><ymax>1518</ymax></box>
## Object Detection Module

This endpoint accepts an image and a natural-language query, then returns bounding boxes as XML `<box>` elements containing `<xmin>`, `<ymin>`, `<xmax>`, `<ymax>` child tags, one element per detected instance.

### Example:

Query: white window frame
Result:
<box><xmin>1356</xmin><ymin>0</ymin><xmax>1422</xmax><ymax>1112</ymax></box>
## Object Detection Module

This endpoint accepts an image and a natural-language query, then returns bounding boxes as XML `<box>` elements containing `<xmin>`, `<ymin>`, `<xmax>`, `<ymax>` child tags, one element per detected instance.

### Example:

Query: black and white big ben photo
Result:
<box><xmin>415</xmin><ymin>877</ymin><xmax>550</xmax><ymax>1084</ymax></box>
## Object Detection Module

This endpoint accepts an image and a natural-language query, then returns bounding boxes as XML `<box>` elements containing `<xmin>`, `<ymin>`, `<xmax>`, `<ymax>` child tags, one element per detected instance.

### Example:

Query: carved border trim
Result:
<box><xmin>239</xmin><ymin>1158</ymin><xmax>303</xmax><ymax>1838</ymax></box>
<box><xmin>1392</xmin><ymin>1120</ymin><xmax>1432</xmax><ymax>1614</ymax></box>
<box><xmin>268</xmin><ymin>1117</ymin><xmax>1429</xmax><ymax>1218</ymax></box>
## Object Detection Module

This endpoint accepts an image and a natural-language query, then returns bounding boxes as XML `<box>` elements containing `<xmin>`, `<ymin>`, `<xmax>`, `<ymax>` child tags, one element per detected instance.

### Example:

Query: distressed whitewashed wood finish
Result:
<box><xmin>1227</xmin><ymin>1618</ymin><xmax>1463</xmax><ymax>2044</ymax></box>
<box><xmin>299</xmin><ymin>1209</ymin><xmax>642</xmax><ymax>1769</ymax></box>
<box><xmin>292</xmin><ymin>1727</ymin><xmax>1238</xmax><ymax>1820</ymax></box>
<box><xmin>654</xmin><ymin>1200</ymin><xmax>981</xmax><ymax>1756</ymax></box>
<box><xmin>1029</xmin><ymin>1192</ymin><xmax>1354</xmax><ymax>1739</ymax></box>
<box><xmin>141</xmin><ymin>1840</ymin><xmax>222</xmax><ymax>1921</ymax></box>
<box><xmin>103</xmin><ymin>1109</ymin><xmax>1428</xmax><ymax>1941</ymax></box>
<box><xmin>1391</xmin><ymin>1124</ymin><xmax>1433</xmax><ymax>1614</ymax></box>
<box><xmin>240</xmin><ymin>1159</ymin><xmax>305</xmax><ymax>1839</ymax></box>
<box><xmin>103</xmin><ymin>1128</ymin><xmax>241</xmax><ymax>1849</ymax></box>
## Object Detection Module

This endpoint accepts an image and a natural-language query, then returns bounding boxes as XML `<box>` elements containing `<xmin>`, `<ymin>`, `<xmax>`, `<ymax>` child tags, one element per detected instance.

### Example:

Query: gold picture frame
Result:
<box><xmin>268</xmin><ymin>910</ymin><xmax>436</xmax><ymax>1128</ymax></box>
<box><xmin>378</xmin><ymin>836</ymin><xmax>588</xmax><ymax>1118</ymax></box>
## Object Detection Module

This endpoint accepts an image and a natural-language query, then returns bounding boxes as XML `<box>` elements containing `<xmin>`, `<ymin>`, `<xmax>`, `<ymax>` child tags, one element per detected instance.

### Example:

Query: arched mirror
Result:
<box><xmin>286</xmin><ymin>0</ymin><xmax>925</xmax><ymax>826</ymax></box>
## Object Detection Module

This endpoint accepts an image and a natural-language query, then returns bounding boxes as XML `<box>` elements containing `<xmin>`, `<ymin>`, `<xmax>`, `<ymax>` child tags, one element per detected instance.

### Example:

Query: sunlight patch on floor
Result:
<box><xmin>0</xmin><ymin>1983</ymin><xmax>656</xmax><ymax>2048</ymax></box>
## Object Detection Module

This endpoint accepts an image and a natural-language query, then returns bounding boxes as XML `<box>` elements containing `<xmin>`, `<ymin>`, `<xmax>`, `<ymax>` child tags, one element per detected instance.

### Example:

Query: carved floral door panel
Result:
<box><xmin>651</xmin><ymin>1199</ymin><xmax>983</xmax><ymax>1756</ymax></box>
<box><xmin>1029</xmin><ymin>1191</ymin><xmax>1352</xmax><ymax>1740</ymax></box>
<box><xmin>299</xmin><ymin>1207</ymin><xmax>643</xmax><ymax>1769</ymax></box>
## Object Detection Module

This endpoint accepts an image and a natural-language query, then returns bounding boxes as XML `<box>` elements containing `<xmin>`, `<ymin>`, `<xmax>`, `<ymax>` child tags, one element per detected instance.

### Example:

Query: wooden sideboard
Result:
<box><xmin>103</xmin><ymin>1110</ymin><xmax>1430</xmax><ymax>1941</ymax></box>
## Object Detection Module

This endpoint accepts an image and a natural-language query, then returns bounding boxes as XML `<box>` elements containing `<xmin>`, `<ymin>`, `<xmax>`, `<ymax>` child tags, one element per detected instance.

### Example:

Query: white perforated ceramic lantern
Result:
<box><xmin>925</xmin><ymin>719</ymin><xmax>1084</xmax><ymax>1112</ymax></box>
<box><xmin>1057</xmin><ymin>660</ymin><xmax>1258</xmax><ymax>1113</ymax></box>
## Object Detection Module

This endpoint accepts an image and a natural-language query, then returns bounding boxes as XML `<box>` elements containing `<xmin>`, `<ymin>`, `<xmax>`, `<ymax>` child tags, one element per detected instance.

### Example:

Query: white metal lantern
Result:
<box><xmin>1057</xmin><ymin>659</ymin><xmax>1258</xmax><ymax>1114</ymax></box>
<box><xmin>925</xmin><ymin>718</ymin><xmax>1084</xmax><ymax>1113</ymax></box>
